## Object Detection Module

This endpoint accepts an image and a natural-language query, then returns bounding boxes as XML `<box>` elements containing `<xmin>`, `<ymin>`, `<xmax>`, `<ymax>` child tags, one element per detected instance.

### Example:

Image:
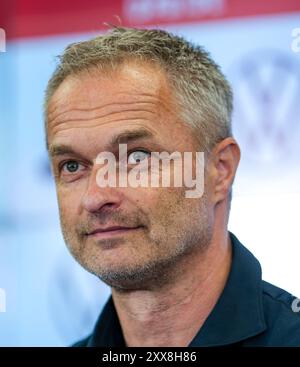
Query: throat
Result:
<box><xmin>111</xmin><ymin>241</ymin><xmax>232</xmax><ymax>347</ymax></box>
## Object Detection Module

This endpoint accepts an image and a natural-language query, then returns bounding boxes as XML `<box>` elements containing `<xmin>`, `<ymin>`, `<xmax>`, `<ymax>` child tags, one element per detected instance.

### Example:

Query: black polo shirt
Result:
<box><xmin>73</xmin><ymin>233</ymin><xmax>300</xmax><ymax>347</ymax></box>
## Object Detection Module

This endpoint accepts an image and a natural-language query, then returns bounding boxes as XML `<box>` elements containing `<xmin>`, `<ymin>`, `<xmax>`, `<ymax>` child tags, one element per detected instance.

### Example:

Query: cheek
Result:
<box><xmin>157</xmin><ymin>187</ymin><xmax>208</xmax><ymax>231</ymax></box>
<box><xmin>125</xmin><ymin>187</ymin><xmax>180</xmax><ymax>232</ymax></box>
<box><xmin>57</xmin><ymin>187</ymin><xmax>81</xmax><ymax>225</ymax></box>
<box><xmin>147</xmin><ymin>187</ymin><xmax>188</xmax><ymax>225</ymax></box>
<box><xmin>124</xmin><ymin>184</ymin><xmax>162</xmax><ymax>209</ymax></box>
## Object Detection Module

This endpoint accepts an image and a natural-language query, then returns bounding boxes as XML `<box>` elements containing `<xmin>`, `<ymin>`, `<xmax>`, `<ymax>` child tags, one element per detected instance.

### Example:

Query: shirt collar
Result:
<box><xmin>87</xmin><ymin>232</ymin><xmax>267</xmax><ymax>347</ymax></box>
<box><xmin>189</xmin><ymin>232</ymin><xmax>267</xmax><ymax>346</ymax></box>
<box><xmin>87</xmin><ymin>295</ymin><xmax>125</xmax><ymax>347</ymax></box>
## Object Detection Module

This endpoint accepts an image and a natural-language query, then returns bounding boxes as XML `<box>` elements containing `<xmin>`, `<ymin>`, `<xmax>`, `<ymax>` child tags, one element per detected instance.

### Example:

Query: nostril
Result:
<box><xmin>103</xmin><ymin>202</ymin><xmax>118</xmax><ymax>210</ymax></box>
<box><xmin>82</xmin><ymin>192</ymin><xmax>121</xmax><ymax>213</ymax></box>
<box><xmin>82</xmin><ymin>176</ymin><xmax>123</xmax><ymax>213</ymax></box>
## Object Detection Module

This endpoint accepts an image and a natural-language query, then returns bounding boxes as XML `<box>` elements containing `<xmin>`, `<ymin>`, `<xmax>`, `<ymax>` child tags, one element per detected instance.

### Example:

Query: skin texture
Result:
<box><xmin>47</xmin><ymin>61</ymin><xmax>240</xmax><ymax>346</ymax></box>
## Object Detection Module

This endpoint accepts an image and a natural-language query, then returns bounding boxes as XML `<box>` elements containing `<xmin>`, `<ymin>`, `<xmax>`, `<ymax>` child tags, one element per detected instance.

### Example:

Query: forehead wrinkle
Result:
<box><xmin>49</xmin><ymin>106</ymin><xmax>159</xmax><ymax>138</ymax></box>
<box><xmin>49</xmin><ymin>104</ymin><xmax>158</xmax><ymax>129</ymax></box>
<box><xmin>50</xmin><ymin>117</ymin><xmax>158</xmax><ymax>138</ymax></box>
<box><xmin>49</xmin><ymin>125</ymin><xmax>164</xmax><ymax>161</ymax></box>
<box><xmin>47</xmin><ymin>94</ymin><xmax>160</xmax><ymax>122</ymax></box>
<box><xmin>48</xmin><ymin>91</ymin><xmax>160</xmax><ymax>114</ymax></box>
<box><xmin>48</xmin><ymin>101</ymin><xmax>156</xmax><ymax>124</ymax></box>
<box><xmin>48</xmin><ymin>94</ymin><xmax>176</xmax><ymax>141</ymax></box>
<box><xmin>47</xmin><ymin>78</ymin><xmax>176</xmax><ymax>124</ymax></box>
<box><xmin>47</xmin><ymin>66</ymin><xmax>180</xmax><ymax>148</ymax></box>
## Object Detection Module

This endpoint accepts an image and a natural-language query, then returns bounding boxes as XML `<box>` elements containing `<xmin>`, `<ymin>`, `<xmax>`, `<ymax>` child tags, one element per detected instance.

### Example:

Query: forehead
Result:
<box><xmin>46</xmin><ymin>61</ymin><xmax>194</xmax><ymax>153</ymax></box>
<box><xmin>48</xmin><ymin>61</ymin><xmax>173</xmax><ymax>122</ymax></box>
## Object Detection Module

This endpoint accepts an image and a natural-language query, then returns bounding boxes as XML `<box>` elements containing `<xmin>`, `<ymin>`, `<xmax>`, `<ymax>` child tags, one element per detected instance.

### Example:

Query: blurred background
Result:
<box><xmin>0</xmin><ymin>0</ymin><xmax>300</xmax><ymax>346</ymax></box>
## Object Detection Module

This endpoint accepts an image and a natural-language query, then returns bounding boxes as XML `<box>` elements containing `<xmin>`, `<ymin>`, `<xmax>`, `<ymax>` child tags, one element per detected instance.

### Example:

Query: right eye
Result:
<box><xmin>60</xmin><ymin>160</ymin><xmax>85</xmax><ymax>175</ymax></box>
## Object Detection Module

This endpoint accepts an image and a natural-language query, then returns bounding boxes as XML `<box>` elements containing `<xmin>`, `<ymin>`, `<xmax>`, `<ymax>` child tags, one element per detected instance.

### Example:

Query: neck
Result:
<box><xmin>111</xmin><ymin>226</ymin><xmax>232</xmax><ymax>347</ymax></box>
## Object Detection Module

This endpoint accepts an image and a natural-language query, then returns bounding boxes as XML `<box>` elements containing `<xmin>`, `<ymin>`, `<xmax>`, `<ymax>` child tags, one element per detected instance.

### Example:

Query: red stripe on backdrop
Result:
<box><xmin>1</xmin><ymin>0</ymin><xmax>300</xmax><ymax>40</ymax></box>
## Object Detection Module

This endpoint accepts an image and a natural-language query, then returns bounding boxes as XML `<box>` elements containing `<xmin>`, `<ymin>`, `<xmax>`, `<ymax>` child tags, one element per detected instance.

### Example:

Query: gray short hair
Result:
<box><xmin>45</xmin><ymin>27</ymin><xmax>233</xmax><ymax>151</ymax></box>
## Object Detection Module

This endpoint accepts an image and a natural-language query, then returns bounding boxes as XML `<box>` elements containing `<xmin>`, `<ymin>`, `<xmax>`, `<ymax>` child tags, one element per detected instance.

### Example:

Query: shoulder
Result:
<box><xmin>262</xmin><ymin>280</ymin><xmax>300</xmax><ymax>321</ymax></box>
<box><xmin>248</xmin><ymin>280</ymin><xmax>300</xmax><ymax>346</ymax></box>
<box><xmin>70</xmin><ymin>334</ymin><xmax>92</xmax><ymax>347</ymax></box>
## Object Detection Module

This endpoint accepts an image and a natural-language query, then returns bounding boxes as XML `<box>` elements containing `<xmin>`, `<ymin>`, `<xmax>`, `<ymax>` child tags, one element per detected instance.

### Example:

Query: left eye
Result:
<box><xmin>127</xmin><ymin>150</ymin><xmax>150</xmax><ymax>164</ymax></box>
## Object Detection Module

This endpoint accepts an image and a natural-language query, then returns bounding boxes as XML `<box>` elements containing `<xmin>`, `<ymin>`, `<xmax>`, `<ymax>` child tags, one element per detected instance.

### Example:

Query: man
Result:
<box><xmin>45</xmin><ymin>27</ymin><xmax>300</xmax><ymax>347</ymax></box>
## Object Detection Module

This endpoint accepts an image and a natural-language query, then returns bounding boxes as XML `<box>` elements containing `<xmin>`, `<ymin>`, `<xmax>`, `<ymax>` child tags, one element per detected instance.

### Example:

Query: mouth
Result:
<box><xmin>86</xmin><ymin>226</ymin><xmax>143</xmax><ymax>239</ymax></box>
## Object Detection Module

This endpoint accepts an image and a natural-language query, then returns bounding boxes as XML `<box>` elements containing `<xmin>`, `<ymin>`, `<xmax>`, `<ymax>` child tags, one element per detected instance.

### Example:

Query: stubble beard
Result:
<box><xmin>59</xmin><ymin>196</ymin><xmax>213</xmax><ymax>291</ymax></box>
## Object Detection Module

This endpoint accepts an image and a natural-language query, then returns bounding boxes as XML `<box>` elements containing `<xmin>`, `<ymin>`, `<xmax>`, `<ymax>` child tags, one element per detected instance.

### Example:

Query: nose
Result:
<box><xmin>81</xmin><ymin>166</ymin><xmax>122</xmax><ymax>213</ymax></box>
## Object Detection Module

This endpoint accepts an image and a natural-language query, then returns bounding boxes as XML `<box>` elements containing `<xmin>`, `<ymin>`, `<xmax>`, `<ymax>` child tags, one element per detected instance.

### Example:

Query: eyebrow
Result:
<box><xmin>49</xmin><ymin>144</ymin><xmax>80</xmax><ymax>158</ymax></box>
<box><xmin>109</xmin><ymin>128</ymin><xmax>154</xmax><ymax>146</ymax></box>
<box><xmin>49</xmin><ymin>128</ymin><xmax>155</xmax><ymax>158</ymax></box>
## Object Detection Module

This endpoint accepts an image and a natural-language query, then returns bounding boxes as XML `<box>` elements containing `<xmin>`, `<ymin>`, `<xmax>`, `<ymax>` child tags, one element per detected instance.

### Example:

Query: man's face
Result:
<box><xmin>47</xmin><ymin>62</ymin><xmax>214</xmax><ymax>290</ymax></box>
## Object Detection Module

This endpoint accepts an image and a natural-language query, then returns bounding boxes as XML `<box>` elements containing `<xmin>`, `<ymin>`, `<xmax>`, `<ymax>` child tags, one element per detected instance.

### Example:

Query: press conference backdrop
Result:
<box><xmin>0</xmin><ymin>0</ymin><xmax>300</xmax><ymax>346</ymax></box>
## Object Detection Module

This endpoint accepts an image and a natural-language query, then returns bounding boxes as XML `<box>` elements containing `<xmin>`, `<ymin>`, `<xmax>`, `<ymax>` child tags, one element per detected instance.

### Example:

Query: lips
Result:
<box><xmin>86</xmin><ymin>225</ymin><xmax>142</xmax><ymax>237</ymax></box>
<box><xmin>88</xmin><ymin>226</ymin><xmax>135</xmax><ymax>234</ymax></box>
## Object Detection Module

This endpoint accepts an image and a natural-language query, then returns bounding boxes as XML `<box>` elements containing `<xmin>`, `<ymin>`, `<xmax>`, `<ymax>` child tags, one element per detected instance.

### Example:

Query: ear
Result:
<box><xmin>208</xmin><ymin>137</ymin><xmax>241</xmax><ymax>205</ymax></box>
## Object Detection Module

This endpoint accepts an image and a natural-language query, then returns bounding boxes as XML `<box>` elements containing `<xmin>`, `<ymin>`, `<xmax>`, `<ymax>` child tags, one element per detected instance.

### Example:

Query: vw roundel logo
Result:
<box><xmin>228</xmin><ymin>50</ymin><xmax>300</xmax><ymax>165</ymax></box>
